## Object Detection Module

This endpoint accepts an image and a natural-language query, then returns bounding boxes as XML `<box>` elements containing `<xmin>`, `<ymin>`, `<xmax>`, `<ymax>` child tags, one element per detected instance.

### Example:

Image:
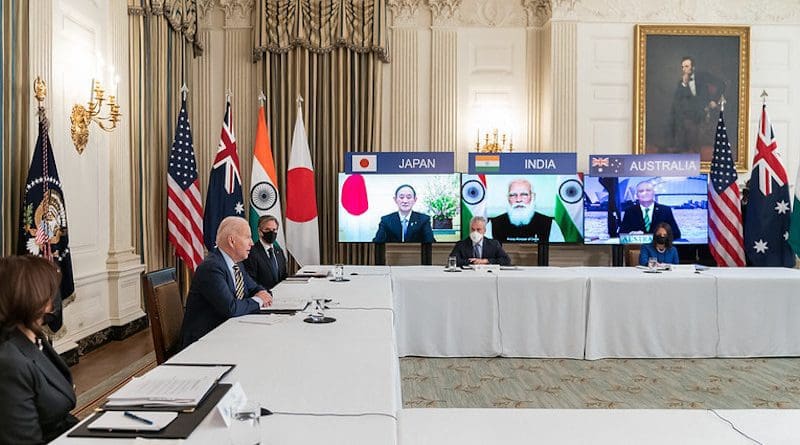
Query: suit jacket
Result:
<box><xmin>619</xmin><ymin>203</ymin><xmax>682</xmax><ymax>240</ymax></box>
<box><xmin>490</xmin><ymin>212</ymin><xmax>553</xmax><ymax>244</ymax></box>
<box><xmin>0</xmin><ymin>329</ymin><xmax>78</xmax><ymax>444</ymax></box>
<box><xmin>373</xmin><ymin>211</ymin><xmax>434</xmax><ymax>243</ymax></box>
<box><xmin>450</xmin><ymin>237</ymin><xmax>511</xmax><ymax>267</ymax></box>
<box><xmin>243</xmin><ymin>242</ymin><xmax>288</xmax><ymax>291</ymax></box>
<box><xmin>180</xmin><ymin>249</ymin><xmax>264</xmax><ymax>348</ymax></box>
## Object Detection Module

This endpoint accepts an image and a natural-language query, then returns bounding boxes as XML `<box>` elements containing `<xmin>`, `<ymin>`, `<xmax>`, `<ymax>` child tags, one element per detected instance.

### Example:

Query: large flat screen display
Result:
<box><xmin>338</xmin><ymin>173</ymin><xmax>461</xmax><ymax>243</ymax></box>
<box><xmin>583</xmin><ymin>175</ymin><xmax>708</xmax><ymax>245</ymax></box>
<box><xmin>460</xmin><ymin>174</ymin><xmax>584</xmax><ymax>244</ymax></box>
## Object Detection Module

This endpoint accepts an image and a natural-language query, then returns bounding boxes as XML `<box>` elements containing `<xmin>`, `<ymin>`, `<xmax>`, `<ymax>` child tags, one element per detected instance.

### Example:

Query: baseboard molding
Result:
<box><xmin>59</xmin><ymin>315</ymin><xmax>149</xmax><ymax>365</ymax></box>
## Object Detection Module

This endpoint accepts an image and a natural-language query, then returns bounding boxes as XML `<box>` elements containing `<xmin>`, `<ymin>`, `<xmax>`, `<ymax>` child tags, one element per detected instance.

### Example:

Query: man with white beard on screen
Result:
<box><xmin>489</xmin><ymin>178</ymin><xmax>553</xmax><ymax>244</ymax></box>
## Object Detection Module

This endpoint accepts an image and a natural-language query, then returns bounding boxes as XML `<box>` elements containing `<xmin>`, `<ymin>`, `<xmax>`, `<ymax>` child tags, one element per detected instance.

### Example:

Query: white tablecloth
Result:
<box><xmin>497</xmin><ymin>267</ymin><xmax>588</xmax><ymax>358</ymax></box>
<box><xmin>273</xmin><ymin>274</ymin><xmax>394</xmax><ymax>310</ymax></box>
<box><xmin>703</xmin><ymin>267</ymin><xmax>800</xmax><ymax>357</ymax></box>
<box><xmin>580</xmin><ymin>267</ymin><xmax>719</xmax><ymax>359</ymax></box>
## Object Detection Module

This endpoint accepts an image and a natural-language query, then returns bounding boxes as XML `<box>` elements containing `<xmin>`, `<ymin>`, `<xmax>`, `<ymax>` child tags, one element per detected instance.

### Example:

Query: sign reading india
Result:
<box><xmin>588</xmin><ymin>154</ymin><xmax>701</xmax><ymax>177</ymax></box>
<box><xmin>468</xmin><ymin>153</ymin><xmax>577</xmax><ymax>175</ymax></box>
<box><xmin>344</xmin><ymin>152</ymin><xmax>454</xmax><ymax>174</ymax></box>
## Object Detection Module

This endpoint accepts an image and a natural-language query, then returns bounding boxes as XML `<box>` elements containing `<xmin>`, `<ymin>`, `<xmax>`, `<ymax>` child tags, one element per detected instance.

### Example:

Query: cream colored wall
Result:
<box><xmin>29</xmin><ymin>0</ymin><xmax>144</xmax><ymax>353</ymax></box>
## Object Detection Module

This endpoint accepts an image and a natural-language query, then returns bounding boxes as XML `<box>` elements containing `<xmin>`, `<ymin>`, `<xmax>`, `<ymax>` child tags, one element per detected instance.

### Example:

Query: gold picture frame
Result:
<box><xmin>634</xmin><ymin>25</ymin><xmax>750</xmax><ymax>172</ymax></box>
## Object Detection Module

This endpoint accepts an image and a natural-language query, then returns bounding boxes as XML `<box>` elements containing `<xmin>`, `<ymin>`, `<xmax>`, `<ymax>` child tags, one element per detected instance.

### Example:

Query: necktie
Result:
<box><xmin>473</xmin><ymin>243</ymin><xmax>482</xmax><ymax>259</ymax></box>
<box><xmin>643</xmin><ymin>208</ymin><xmax>651</xmax><ymax>232</ymax></box>
<box><xmin>232</xmin><ymin>264</ymin><xmax>245</xmax><ymax>300</ymax></box>
<box><xmin>267</xmin><ymin>247</ymin><xmax>279</xmax><ymax>278</ymax></box>
<box><xmin>401</xmin><ymin>218</ymin><xmax>409</xmax><ymax>242</ymax></box>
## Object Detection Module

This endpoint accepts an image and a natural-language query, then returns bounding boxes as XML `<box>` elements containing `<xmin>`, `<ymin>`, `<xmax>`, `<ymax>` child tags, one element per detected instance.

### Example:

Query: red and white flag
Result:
<box><xmin>285</xmin><ymin>98</ymin><xmax>320</xmax><ymax>266</ymax></box>
<box><xmin>708</xmin><ymin>110</ymin><xmax>745</xmax><ymax>267</ymax></box>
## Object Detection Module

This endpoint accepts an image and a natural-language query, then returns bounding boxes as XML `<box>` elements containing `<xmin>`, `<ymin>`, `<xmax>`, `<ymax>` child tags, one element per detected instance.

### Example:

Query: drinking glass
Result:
<box><xmin>647</xmin><ymin>257</ymin><xmax>657</xmax><ymax>270</ymax></box>
<box><xmin>333</xmin><ymin>263</ymin><xmax>344</xmax><ymax>281</ymax></box>
<box><xmin>447</xmin><ymin>256</ymin><xmax>457</xmax><ymax>270</ymax></box>
<box><xmin>230</xmin><ymin>401</ymin><xmax>261</xmax><ymax>445</ymax></box>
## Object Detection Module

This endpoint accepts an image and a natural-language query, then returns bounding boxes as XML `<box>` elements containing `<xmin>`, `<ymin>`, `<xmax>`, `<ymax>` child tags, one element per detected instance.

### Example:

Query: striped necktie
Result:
<box><xmin>401</xmin><ymin>218</ymin><xmax>409</xmax><ymax>242</ymax></box>
<box><xmin>643</xmin><ymin>207</ymin><xmax>651</xmax><ymax>232</ymax></box>
<box><xmin>232</xmin><ymin>264</ymin><xmax>245</xmax><ymax>300</ymax></box>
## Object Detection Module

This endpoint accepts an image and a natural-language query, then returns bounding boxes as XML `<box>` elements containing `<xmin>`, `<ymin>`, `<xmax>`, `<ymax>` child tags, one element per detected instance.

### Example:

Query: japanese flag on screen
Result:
<box><xmin>352</xmin><ymin>154</ymin><xmax>377</xmax><ymax>172</ymax></box>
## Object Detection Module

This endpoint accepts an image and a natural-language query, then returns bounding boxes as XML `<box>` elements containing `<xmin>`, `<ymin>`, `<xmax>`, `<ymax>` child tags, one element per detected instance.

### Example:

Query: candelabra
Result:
<box><xmin>475</xmin><ymin>129</ymin><xmax>513</xmax><ymax>153</ymax></box>
<box><xmin>70</xmin><ymin>79</ymin><xmax>121</xmax><ymax>154</ymax></box>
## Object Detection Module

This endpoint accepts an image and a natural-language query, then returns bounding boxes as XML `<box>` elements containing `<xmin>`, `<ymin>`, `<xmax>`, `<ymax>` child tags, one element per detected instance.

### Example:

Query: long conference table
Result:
<box><xmin>53</xmin><ymin>265</ymin><xmax>800</xmax><ymax>444</ymax></box>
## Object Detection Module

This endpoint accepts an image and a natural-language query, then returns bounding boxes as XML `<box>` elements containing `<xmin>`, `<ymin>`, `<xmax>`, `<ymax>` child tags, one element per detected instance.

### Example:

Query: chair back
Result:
<box><xmin>625</xmin><ymin>247</ymin><xmax>641</xmax><ymax>267</ymax></box>
<box><xmin>142</xmin><ymin>268</ymin><xmax>183</xmax><ymax>364</ymax></box>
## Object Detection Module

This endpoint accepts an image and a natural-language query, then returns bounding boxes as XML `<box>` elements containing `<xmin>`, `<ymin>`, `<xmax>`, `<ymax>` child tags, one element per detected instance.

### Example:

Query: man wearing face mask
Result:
<box><xmin>244</xmin><ymin>214</ymin><xmax>288</xmax><ymax>291</ymax></box>
<box><xmin>449</xmin><ymin>216</ymin><xmax>511</xmax><ymax>267</ymax></box>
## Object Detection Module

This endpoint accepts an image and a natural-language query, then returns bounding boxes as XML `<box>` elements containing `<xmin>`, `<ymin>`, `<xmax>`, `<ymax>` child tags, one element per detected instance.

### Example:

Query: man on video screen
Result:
<box><xmin>618</xmin><ymin>180</ymin><xmax>681</xmax><ymax>239</ymax></box>
<box><xmin>490</xmin><ymin>179</ymin><xmax>552</xmax><ymax>243</ymax></box>
<box><xmin>373</xmin><ymin>184</ymin><xmax>434</xmax><ymax>243</ymax></box>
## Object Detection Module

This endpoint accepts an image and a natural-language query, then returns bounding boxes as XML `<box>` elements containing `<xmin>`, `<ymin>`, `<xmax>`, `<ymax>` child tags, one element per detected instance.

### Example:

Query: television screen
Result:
<box><xmin>338</xmin><ymin>173</ymin><xmax>461</xmax><ymax>243</ymax></box>
<box><xmin>583</xmin><ymin>175</ymin><xmax>708</xmax><ymax>245</ymax></box>
<box><xmin>460</xmin><ymin>174</ymin><xmax>584</xmax><ymax>244</ymax></box>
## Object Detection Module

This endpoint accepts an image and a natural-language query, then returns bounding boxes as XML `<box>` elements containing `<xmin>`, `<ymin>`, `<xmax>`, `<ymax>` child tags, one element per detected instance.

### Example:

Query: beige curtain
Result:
<box><xmin>128</xmin><ymin>0</ymin><xmax>201</xmax><ymax>271</ymax></box>
<box><xmin>255</xmin><ymin>0</ymin><xmax>388</xmax><ymax>265</ymax></box>
<box><xmin>1</xmin><ymin>0</ymin><xmax>30</xmax><ymax>256</ymax></box>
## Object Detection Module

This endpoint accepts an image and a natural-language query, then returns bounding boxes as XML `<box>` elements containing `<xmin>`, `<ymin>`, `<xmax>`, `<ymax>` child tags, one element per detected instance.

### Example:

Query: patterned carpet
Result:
<box><xmin>400</xmin><ymin>357</ymin><xmax>800</xmax><ymax>409</ymax></box>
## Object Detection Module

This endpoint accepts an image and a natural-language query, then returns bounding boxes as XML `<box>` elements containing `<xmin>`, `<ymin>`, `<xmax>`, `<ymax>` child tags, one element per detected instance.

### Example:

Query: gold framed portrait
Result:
<box><xmin>633</xmin><ymin>25</ymin><xmax>750</xmax><ymax>171</ymax></box>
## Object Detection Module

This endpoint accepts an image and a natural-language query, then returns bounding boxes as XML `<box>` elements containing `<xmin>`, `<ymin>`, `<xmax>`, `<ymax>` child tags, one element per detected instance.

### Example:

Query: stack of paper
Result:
<box><xmin>105</xmin><ymin>365</ymin><xmax>230</xmax><ymax>408</ymax></box>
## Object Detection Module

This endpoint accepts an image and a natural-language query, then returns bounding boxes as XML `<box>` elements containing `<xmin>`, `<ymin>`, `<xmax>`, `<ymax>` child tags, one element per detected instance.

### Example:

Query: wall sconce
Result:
<box><xmin>475</xmin><ymin>128</ymin><xmax>513</xmax><ymax>153</ymax></box>
<box><xmin>70</xmin><ymin>79</ymin><xmax>121</xmax><ymax>154</ymax></box>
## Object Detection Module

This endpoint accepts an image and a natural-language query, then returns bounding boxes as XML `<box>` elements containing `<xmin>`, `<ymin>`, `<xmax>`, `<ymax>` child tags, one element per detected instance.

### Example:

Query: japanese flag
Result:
<box><xmin>352</xmin><ymin>154</ymin><xmax>377</xmax><ymax>172</ymax></box>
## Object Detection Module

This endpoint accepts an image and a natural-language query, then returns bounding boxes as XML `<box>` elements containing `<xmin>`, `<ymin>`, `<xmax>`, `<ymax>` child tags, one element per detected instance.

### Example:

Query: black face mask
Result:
<box><xmin>261</xmin><ymin>231</ymin><xmax>277</xmax><ymax>244</ymax></box>
<box><xmin>654</xmin><ymin>235</ymin><xmax>667</xmax><ymax>245</ymax></box>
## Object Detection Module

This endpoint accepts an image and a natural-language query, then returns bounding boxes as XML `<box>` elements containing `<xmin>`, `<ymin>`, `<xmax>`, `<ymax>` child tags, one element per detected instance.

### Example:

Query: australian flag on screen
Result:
<box><xmin>743</xmin><ymin>105</ymin><xmax>794</xmax><ymax>267</ymax></box>
<box><xmin>17</xmin><ymin>113</ymin><xmax>75</xmax><ymax>332</ymax></box>
<box><xmin>203</xmin><ymin>99</ymin><xmax>244</xmax><ymax>249</ymax></box>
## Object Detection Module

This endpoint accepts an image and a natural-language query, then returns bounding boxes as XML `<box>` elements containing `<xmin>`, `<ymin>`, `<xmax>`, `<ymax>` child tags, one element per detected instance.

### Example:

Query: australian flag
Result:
<box><xmin>17</xmin><ymin>110</ymin><xmax>75</xmax><ymax>331</ymax></box>
<box><xmin>743</xmin><ymin>104</ymin><xmax>794</xmax><ymax>267</ymax></box>
<box><xmin>203</xmin><ymin>98</ymin><xmax>244</xmax><ymax>249</ymax></box>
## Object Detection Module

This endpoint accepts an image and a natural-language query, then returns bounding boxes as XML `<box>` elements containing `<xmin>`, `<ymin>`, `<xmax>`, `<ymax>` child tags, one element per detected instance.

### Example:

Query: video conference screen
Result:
<box><xmin>338</xmin><ymin>173</ymin><xmax>462</xmax><ymax>243</ymax></box>
<box><xmin>583</xmin><ymin>175</ymin><xmax>709</xmax><ymax>245</ymax></box>
<box><xmin>460</xmin><ymin>174</ymin><xmax>584</xmax><ymax>244</ymax></box>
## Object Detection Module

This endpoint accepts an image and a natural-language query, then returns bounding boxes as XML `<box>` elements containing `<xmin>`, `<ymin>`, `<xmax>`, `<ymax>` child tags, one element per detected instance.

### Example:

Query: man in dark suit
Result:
<box><xmin>180</xmin><ymin>217</ymin><xmax>273</xmax><ymax>348</ymax></box>
<box><xmin>450</xmin><ymin>216</ymin><xmax>511</xmax><ymax>267</ymax></box>
<box><xmin>490</xmin><ymin>179</ymin><xmax>553</xmax><ymax>243</ymax></box>
<box><xmin>244</xmin><ymin>214</ymin><xmax>288</xmax><ymax>291</ymax></box>
<box><xmin>618</xmin><ymin>180</ymin><xmax>682</xmax><ymax>239</ymax></box>
<box><xmin>373</xmin><ymin>184</ymin><xmax>434</xmax><ymax>243</ymax></box>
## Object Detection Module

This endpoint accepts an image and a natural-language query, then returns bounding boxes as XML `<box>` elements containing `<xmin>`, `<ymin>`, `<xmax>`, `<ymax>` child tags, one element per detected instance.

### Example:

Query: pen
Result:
<box><xmin>123</xmin><ymin>411</ymin><xmax>154</xmax><ymax>425</ymax></box>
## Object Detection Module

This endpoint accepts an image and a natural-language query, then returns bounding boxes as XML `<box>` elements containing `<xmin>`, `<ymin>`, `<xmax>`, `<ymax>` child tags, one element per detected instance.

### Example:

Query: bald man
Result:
<box><xmin>180</xmin><ymin>216</ymin><xmax>272</xmax><ymax>348</ymax></box>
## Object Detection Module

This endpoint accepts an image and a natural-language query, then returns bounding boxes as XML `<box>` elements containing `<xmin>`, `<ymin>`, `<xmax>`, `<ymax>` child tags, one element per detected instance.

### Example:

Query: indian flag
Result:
<box><xmin>461</xmin><ymin>174</ymin><xmax>487</xmax><ymax>232</ymax></box>
<box><xmin>248</xmin><ymin>105</ymin><xmax>285</xmax><ymax>248</ymax></box>
<box><xmin>788</xmin><ymin>166</ymin><xmax>800</xmax><ymax>259</ymax></box>
<box><xmin>474</xmin><ymin>155</ymin><xmax>500</xmax><ymax>173</ymax></box>
<box><xmin>552</xmin><ymin>175</ymin><xmax>583</xmax><ymax>243</ymax></box>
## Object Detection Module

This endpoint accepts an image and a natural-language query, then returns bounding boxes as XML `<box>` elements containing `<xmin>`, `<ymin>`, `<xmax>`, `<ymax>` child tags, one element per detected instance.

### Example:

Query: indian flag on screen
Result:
<box><xmin>474</xmin><ymin>155</ymin><xmax>500</xmax><ymax>173</ymax></box>
<box><xmin>552</xmin><ymin>175</ymin><xmax>584</xmax><ymax>243</ymax></box>
<box><xmin>461</xmin><ymin>174</ymin><xmax>487</xmax><ymax>231</ymax></box>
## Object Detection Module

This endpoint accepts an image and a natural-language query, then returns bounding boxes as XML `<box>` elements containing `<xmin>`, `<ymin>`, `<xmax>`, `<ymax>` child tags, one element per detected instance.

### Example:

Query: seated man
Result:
<box><xmin>180</xmin><ymin>216</ymin><xmax>272</xmax><ymax>348</ymax></box>
<box><xmin>450</xmin><ymin>216</ymin><xmax>511</xmax><ymax>267</ymax></box>
<box><xmin>619</xmin><ymin>180</ymin><xmax>681</xmax><ymax>239</ymax></box>
<box><xmin>490</xmin><ymin>179</ymin><xmax>553</xmax><ymax>243</ymax></box>
<box><xmin>373</xmin><ymin>184</ymin><xmax>434</xmax><ymax>243</ymax></box>
<box><xmin>244</xmin><ymin>214</ymin><xmax>288</xmax><ymax>291</ymax></box>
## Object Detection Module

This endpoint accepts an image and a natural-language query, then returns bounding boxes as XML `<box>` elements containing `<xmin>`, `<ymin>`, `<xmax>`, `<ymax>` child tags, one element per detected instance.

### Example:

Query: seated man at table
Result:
<box><xmin>180</xmin><ymin>216</ymin><xmax>273</xmax><ymax>348</ymax></box>
<box><xmin>450</xmin><ymin>216</ymin><xmax>511</xmax><ymax>267</ymax></box>
<box><xmin>244</xmin><ymin>214</ymin><xmax>288</xmax><ymax>291</ymax></box>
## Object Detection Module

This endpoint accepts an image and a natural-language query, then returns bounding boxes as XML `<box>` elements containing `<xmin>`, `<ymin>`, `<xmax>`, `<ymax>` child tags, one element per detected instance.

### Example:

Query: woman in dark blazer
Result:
<box><xmin>0</xmin><ymin>255</ymin><xmax>78</xmax><ymax>444</ymax></box>
<box><xmin>638</xmin><ymin>222</ymin><xmax>680</xmax><ymax>266</ymax></box>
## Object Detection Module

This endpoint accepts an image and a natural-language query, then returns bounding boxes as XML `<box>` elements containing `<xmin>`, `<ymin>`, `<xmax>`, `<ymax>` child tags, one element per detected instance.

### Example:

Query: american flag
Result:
<box><xmin>707</xmin><ymin>111</ymin><xmax>745</xmax><ymax>267</ymax></box>
<box><xmin>167</xmin><ymin>99</ymin><xmax>204</xmax><ymax>270</ymax></box>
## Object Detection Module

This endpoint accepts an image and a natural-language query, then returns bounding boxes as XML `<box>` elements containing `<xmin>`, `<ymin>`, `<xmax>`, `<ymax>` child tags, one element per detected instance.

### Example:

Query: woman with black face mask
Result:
<box><xmin>638</xmin><ymin>222</ymin><xmax>680</xmax><ymax>267</ymax></box>
<box><xmin>0</xmin><ymin>255</ymin><xmax>78</xmax><ymax>444</ymax></box>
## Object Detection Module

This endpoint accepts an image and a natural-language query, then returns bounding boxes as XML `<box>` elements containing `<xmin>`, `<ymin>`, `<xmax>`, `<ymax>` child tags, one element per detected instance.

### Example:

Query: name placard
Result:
<box><xmin>344</xmin><ymin>152</ymin><xmax>454</xmax><ymax>174</ymax></box>
<box><xmin>467</xmin><ymin>153</ymin><xmax>576</xmax><ymax>175</ymax></box>
<box><xmin>588</xmin><ymin>154</ymin><xmax>700</xmax><ymax>177</ymax></box>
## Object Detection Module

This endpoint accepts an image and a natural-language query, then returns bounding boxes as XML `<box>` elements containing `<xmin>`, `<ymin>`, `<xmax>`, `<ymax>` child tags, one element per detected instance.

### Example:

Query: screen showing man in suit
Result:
<box><xmin>373</xmin><ymin>184</ymin><xmax>434</xmax><ymax>243</ymax></box>
<box><xmin>449</xmin><ymin>216</ymin><xmax>511</xmax><ymax>267</ymax></box>
<box><xmin>489</xmin><ymin>179</ymin><xmax>553</xmax><ymax>243</ymax></box>
<box><xmin>180</xmin><ymin>216</ymin><xmax>273</xmax><ymax>348</ymax></box>
<box><xmin>244</xmin><ymin>214</ymin><xmax>288</xmax><ymax>291</ymax></box>
<box><xmin>619</xmin><ymin>180</ymin><xmax>682</xmax><ymax>239</ymax></box>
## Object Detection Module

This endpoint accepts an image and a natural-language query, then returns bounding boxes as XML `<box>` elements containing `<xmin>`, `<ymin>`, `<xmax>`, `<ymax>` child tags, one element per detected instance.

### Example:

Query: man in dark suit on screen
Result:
<box><xmin>618</xmin><ymin>180</ymin><xmax>682</xmax><ymax>239</ymax></box>
<box><xmin>180</xmin><ymin>217</ymin><xmax>273</xmax><ymax>348</ymax></box>
<box><xmin>373</xmin><ymin>184</ymin><xmax>434</xmax><ymax>243</ymax></box>
<box><xmin>450</xmin><ymin>216</ymin><xmax>511</xmax><ymax>267</ymax></box>
<box><xmin>244</xmin><ymin>214</ymin><xmax>288</xmax><ymax>291</ymax></box>
<box><xmin>490</xmin><ymin>179</ymin><xmax>553</xmax><ymax>243</ymax></box>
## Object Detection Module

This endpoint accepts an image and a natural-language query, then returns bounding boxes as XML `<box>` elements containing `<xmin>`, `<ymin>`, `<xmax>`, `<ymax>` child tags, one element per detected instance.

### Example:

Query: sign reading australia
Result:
<box><xmin>468</xmin><ymin>153</ymin><xmax>576</xmax><ymax>175</ymax></box>
<box><xmin>588</xmin><ymin>154</ymin><xmax>700</xmax><ymax>177</ymax></box>
<box><xmin>345</xmin><ymin>152</ymin><xmax>454</xmax><ymax>174</ymax></box>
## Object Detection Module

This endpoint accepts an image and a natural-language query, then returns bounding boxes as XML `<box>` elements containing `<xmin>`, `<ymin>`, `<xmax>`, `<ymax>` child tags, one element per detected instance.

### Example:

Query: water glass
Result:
<box><xmin>647</xmin><ymin>257</ymin><xmax>657</xmax><ymax>270</ymax></box>
<box><xmin>333</xmin><ymin>263</ymin><xmax>345</xmax><ymax>281</ymax></box>
<box><xmin>230</xmin><ymin>401</ymin><xmax>260</xmax><ymax>445</ymax></box>
<box><xmin>447</xmin><ymin>256</ymin><xmax>457</xmax><ymax>270</ymax></box>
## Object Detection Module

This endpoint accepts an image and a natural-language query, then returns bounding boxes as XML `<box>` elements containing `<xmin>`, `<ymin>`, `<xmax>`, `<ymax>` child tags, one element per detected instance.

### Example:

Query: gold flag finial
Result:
<box><xmin>34</xmin><ymin>77</ymin><xmax>47</xmax><ymax>104</ymax></box>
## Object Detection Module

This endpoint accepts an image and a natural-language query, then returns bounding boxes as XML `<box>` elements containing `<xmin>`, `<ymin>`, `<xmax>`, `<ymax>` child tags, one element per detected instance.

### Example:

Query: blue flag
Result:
<box><xmin>203</xmin><ymin>99</ymin><xmax>244</xmax><ymax>249</ymax></box>
<box><xmin>17</xmin><ymin>111</ymin><xmax>75</xmax><ymax>331</ymax></box>
<box><xmin>743</xmin><ymin>104</ymin><xmax>794</xmax><ymax>267</ymax></box>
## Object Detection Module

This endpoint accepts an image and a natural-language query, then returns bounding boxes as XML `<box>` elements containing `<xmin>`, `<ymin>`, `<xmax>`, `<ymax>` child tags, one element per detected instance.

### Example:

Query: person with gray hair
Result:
<box><xmin>490</xmin><ymin>178</ymin><xmax>553</xmax><ymax>243</ymax></box>
<box><xmin>449</xmin><ymin>215</ymin><xmax>511</xmax><ymax>267</ymax></box>
<box><xmin>180</xmin><ymin>216</ymin><xmax>273</xmax><ymax>348</ymax></box>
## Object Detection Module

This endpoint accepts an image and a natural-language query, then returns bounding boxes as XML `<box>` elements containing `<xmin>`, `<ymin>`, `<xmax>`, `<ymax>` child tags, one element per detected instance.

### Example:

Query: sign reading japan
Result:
<box><xmin>344</xmin><ymin>152</ymin><xmax>454</xmax><ymax>174</ymax></box>
<box><xmin>588</xmin><ymin>154</ymin><xmax>701</xmax><ymax>177</ymax></box>
<box><xmin>467</xmin><ymin>152</ymin><xmax>577</xmax><ymax>175</ymax></box>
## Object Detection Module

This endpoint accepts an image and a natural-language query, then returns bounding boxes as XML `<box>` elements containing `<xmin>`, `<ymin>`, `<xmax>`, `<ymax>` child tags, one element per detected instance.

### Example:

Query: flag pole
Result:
<box><xmin>181</xmin><ymin>83</ymin><xmax>188</xmax><ymax>101</ymax></box>
<box><xmin>258</xmin><ymin>91</ymin><xmax>266</xmax><ymax>107</ymax></box>
<box><xmin>761</xmin><ymin>90</ymin><xmax>768</xmax><ymax>105</ymax></box>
